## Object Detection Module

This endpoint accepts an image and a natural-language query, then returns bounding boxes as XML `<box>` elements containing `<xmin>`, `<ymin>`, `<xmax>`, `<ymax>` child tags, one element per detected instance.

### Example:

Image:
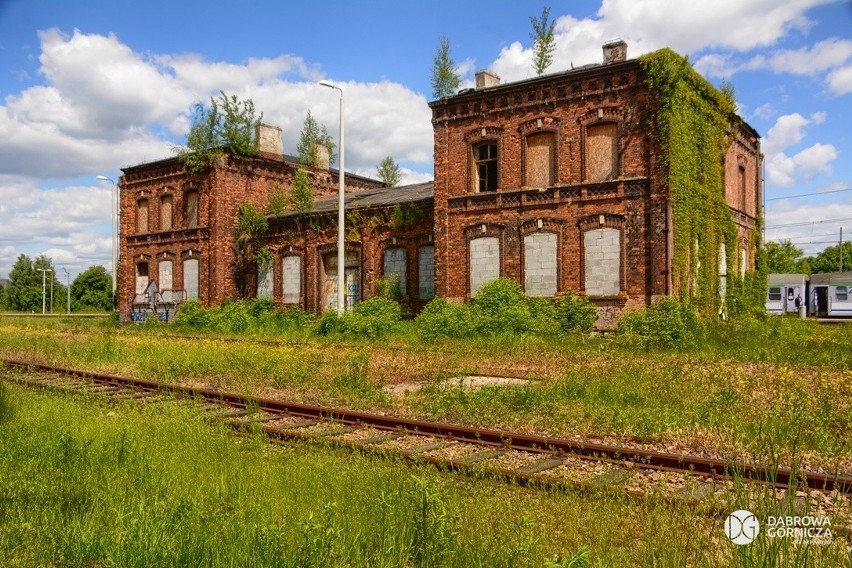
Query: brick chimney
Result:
<box><xmin>603</xmin><ymin>40</ymin><xmax>627</xmax><ymax>64</ymax></box>
<box><xmin>475</xmin><ymin>70</ymin><xmax>500</xmax><ymax>89</ymax></box>
<box><xmin>256</xmin><ymin>123</ymin><xmax>283</xmax><ymax>159</ymax></box>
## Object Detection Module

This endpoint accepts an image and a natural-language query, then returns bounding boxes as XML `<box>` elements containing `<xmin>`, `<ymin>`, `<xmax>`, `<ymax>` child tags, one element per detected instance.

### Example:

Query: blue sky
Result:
<box><xmin>1</xmin><ymin>0</ymin><xmax>851</xmax><ymax>279</ymax></box>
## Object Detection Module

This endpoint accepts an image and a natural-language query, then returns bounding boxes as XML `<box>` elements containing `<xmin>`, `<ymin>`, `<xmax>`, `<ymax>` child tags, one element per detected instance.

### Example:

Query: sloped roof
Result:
<box><xmin>273</xmin><ymin>181</ymin><xmax>434</xmax><ymax>218</ymax></box>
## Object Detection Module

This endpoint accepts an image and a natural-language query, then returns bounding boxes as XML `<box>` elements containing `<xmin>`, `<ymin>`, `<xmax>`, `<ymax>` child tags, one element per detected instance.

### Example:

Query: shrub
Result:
<box><xmin>555</xmin><ymin>292</ymin><xmax>597</xmax><ymax>333</ymax></box>
<box><xmin>315</xmin><ymin>309</ymin><xmax>343</xmax><ymax>336</ymax></box>
<box><xmin>415</xmin><ymin>298</ymin><xmax>475</xmax><ymax>341</ymax></box>
<box><xmin>213</xmin><ymin>300</ymin><xmax>251</xmax><ymax>333</ymax></box>
<box><xmin>616</xmin><ymin>297</ymin><xmax>702</xmax><ymax>350</ymax></box>
<box><xmin>340</xmin><ymin>297</ymin><xmax>401</xmax><ymax>338</ymax></box>
<box><xmin>471</xmin><ymin>278</ymin><xmax>537</xmax><ymax>335</ymax></box>
<box><xmin>375</xmin><ymin>274</ymin><xmax>404</xmax><ymax>302</ymax></box>
<box><xmin>174</xmin><ymin>300</ymin><xmax>211</xmax><ymax>329</ymax></box>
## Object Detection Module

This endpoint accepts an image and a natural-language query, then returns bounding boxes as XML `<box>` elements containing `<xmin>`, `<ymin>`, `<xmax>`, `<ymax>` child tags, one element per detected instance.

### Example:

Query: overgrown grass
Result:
<box><xmin>2</xmin><ymin>383</ymin><xmax>848</xmax><ymax>566</ymax></box>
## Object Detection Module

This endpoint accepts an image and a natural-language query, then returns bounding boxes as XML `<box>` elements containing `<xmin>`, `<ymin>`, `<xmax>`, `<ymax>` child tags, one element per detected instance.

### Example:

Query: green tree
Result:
<box><xmin>764</xmin><ymin>240</ymin><xmax>809</xmax><ymax>273</ymax></box>
<box><xmin>5</xmin><ymin>254</ymin><xmax>63</xmax><ymax>312</ymax></box>
<box><xmin>297</xmin><ymin>111</ymin><xmax>336</xmax><ymax>168</ymax></box>
<box><xmin>233</xmin><ymin>203</ymin><xmax>270</xmax><ymax>298</ymax></box>
<box><xmin>808</xmin><ymin>241</ymin><xmax>852</xmax><ymax>273</ymax></box>
<box><xmin>431</xmin><ymin>35</ymin><xmax>461</xmax><ymax>99</ymax></box>
<box><xmin>290</xmin><ymin>170</ymin><xmax>315</xmax><ymax>212</ymax></box>
<box><xmin>530</xmin><ymin>6</ymin><xmax>557</xmax><ymax>76</ymax></box>
<box><xmin>376</xmin><ymin>156</ymin><xmax>401</xmax><ymax>187</ymax></box>
<box><xmin>71</xmin><ymin>266</ymin><xmax>112</xmax><ymax>311</ymax></box>
<box><xmin>175</xmin><ymin>91</ymin><xmax>263</xmax><ymax>174</ymax></box>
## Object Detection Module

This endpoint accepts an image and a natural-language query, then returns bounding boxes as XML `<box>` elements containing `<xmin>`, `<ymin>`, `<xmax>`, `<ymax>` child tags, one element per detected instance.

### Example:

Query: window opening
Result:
<box><xmin>475</xmin><ymin>143</ymin><xmax>498</xmax><ymax>192</ymax></box>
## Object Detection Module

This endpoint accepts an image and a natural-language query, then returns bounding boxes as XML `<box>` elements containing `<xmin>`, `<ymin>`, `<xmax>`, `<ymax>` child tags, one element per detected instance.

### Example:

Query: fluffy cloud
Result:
<box><xmin>763</xmin><ymin>113</ymin><xmax>838</xmax><ymax>186</ymax></box>
<box><xmin>827</xmin><ymin>65</ymin><xmax>852</xmax><ymax>95</ymax></box>
<box><xmin>764</xmin><ymin>200</ymin><xmax>852</xmax><ymax>254</ymax></box>
<box><xmin>489</xmin><ymin>0</ymin><xmax>831</xmax><ymax>82</ymax></box>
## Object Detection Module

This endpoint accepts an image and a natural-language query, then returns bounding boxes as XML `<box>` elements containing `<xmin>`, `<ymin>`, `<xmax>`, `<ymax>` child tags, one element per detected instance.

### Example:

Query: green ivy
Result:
<box><xmin>639</xmin><ymin>49</ymin><xmax>762</xmax><ymax>315</ymax></box>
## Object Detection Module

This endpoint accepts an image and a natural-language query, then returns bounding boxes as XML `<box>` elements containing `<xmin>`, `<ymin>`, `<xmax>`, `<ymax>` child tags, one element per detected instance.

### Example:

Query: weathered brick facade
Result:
<box><xmin>117</xmin><ymin>42</ymin><xmax>761</xmax><ymax>326</ymax></box>
<box><xmin>429</xmin><ymin>41</ymin><xmax>761</xmax><ymax>326</ymax></box>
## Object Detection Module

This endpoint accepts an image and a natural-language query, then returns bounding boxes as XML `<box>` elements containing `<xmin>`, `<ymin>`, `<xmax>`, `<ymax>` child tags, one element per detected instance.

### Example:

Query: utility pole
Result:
<box><xmin>840</xmin><ymin>227</ymin><xmax>844</xmax><ymax>273</ymax></box>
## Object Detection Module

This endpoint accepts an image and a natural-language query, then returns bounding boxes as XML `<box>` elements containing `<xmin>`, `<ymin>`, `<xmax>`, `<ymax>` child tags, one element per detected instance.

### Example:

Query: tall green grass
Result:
<box><xmin>2</xmin><ymin>384</ymin><xmax>848</xmax><ymax>566</ymax></box>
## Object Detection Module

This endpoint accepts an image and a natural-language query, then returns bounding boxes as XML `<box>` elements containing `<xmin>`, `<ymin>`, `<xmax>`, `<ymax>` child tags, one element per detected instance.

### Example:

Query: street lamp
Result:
<box><xmin>97</xmin><ymin>175</ymin><xmax>118</xmax><ymax>311</ymax></box>
<box><xmin>62</xmin><ymin>267</ymin><xmax>71</xmax><ymax>315</ymax></box>
<box><xmin>319</xmin><ymin>80</ymin><xmax>346</xmax><ymax>316</ymax></box>
<box><xmin>36</xmin><ymin>268</ymin><xmax>52</xmax><ymax>315</ymax></box>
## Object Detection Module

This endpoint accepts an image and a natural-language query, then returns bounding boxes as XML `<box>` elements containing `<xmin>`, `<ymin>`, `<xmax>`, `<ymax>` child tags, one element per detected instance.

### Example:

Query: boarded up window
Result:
<box><xmin>160</xmin><ymin>195</ymin><xmax>173</xmax><ymax>230</ymax></box>
<box><xmin>257</xmin><ymin>263</ymin><xmax>273</xmax><ymax>298</ymax></box>
<box><xmin>383</xmin><ymin>248</ymin><xmax>407</xmax><ymax>296</ymax></box>
<box><xmin>282</xmin><ymin>255</ymin><xmax>301</xmax><ymax>304</ymax></box>
<box><xmin>525</xmin><ymin>133</ymin><xmax>555</xmax><ymax>188</ymax></box>
<box><xmin>159</xmin><ymin>260</ymin><xmax>173</xmax><ymax>291</ymax></box>
<box><xmin>137</xmin><ymin>199</ymin><xmax>149</xmax><ymax>233</ymax></box>
<box><xmin>584</xmin><ymin>228</ymin><xmax>620</xmax><ymax>296</ymax></box>
<box><xmin>524</xmin><ymin>232</ymin><xmax>557</xmax><ymax>296</ymax></box>
<box><xmin>586</xmin><ymin>123</ymin><xmax>618</xmax><ymax>182</ymax></box>
<box><xmin>183</xmin><ymin>258</ymin><xmax>199</xmax><ymax>299</ymax></box>
<box><xmin>719</xmin><ymin>243</ymin><xmax>727</xmax><ymax>298</ymax></box>
<box><xmin>469</xmin><ymin>236</ymin><xmax>499</xmax><ymax>295</ymax></box>
<box><xmin>738</xmin><ymin>166</ymin><xmax>746</xmax><ymax>211</ymax></box>
<box><xmin>418</xmin><ymin>245</ymin><xmax>435</xmax><ymax>300</ymax></box>
<box><xmin>185</xmin><ymin>191</ymin><xmax>199</xmax><ymax>228</ymax></box>
<box><xmin>135</xmin><ymin>262</ymin><xmax>149</xmax><ymax>295</ymax></box>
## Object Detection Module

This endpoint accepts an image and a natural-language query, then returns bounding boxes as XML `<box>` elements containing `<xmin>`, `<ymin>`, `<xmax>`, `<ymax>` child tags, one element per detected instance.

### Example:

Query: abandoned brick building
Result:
<box><xmin>118</xmin><ymin>41</ymin><xmax>762</xmax><ymax>325</ymax></box>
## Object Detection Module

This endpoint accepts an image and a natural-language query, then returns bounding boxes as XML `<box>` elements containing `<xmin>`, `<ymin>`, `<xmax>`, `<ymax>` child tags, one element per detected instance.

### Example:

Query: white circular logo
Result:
<box><xmin>725</xmin><ymin>509</ymin><xmax>760</xmax><ymax>545</ymax></box>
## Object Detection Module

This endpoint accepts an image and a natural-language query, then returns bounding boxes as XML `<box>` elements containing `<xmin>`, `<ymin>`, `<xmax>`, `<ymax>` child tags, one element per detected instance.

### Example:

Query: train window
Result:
<box><xmin>768</xmin><ymin>288</ymin><xmax>782</xmax><ymax>301</ymax></box>
<box><xmin>836</xmin><ymin>286</ymin><xmax>848</xmax><ymax>301</ymax></box>
<box><xmin>787</xmin><ymin>288</ymin><xmax>794</xmax><ymax>300</ymax></box>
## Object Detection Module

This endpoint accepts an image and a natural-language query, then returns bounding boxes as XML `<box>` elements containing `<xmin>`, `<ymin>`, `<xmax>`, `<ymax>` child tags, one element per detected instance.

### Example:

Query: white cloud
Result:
<box><xmin>827</xmin><ymin>65</ymin><xmax>852</xmax><ymax>95</ymax></box>
<box><xmin>765</xmin><ymin>201</ymin><xmax>852</xmax><ymax>255</ymax></box>
<box><xmin>741</xmin><ymin>38</ymin><xmax>852</xmax><ymax>76</ymax></box>
<box><xmin>762</xmin><ymin>112</ymin><xmax>838</xmax><ymax>186</ymax></box>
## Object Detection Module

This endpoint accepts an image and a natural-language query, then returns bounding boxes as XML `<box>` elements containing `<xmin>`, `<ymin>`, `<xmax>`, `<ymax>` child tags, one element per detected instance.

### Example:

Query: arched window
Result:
<box><xmin>136</xmin><ymin>199</ymin><xmax>149</xmax><ymax>233</ymax></box>
<box><xmin>160</xmin><ymin>195</ymin><xmax>174</xmax><ymax>230</ymax></box>
<box><xmin>473</xmin><ymin>141</ymin><xmax>498</xmax><ymax>192</ymax></box>
<box><xmin>469</xmin><ymin>236</ymin><xmax>499</xmax><ymax>295</ymax></box>
<box><xmin>418</xmin><ymin>245</ymin><xmax>435</xmax><ymax>300</ymax></box>
<box><xmin>185</xmin><ymin>191</ymin><xmax>199</xmax><ymax>228</ymax></box>
<box><xmin>585</xmin><ymin>123</ymin><xmax>618</xmax><ymax>182</ymax></box>
<box><xmin>584</xmin><ymin>227</ymin><xmax>620</xmax><ymax>296</ymax></box>
<box><xmin>524</xmin><ymin>232</ymin><xmax>557</xmax><ymax>296</ymax></box>
<box><xmin>383</xmin><ymin>248</ymin><xmax>407</xmax><ymax>296</ymax></box>
<box><xmin>525</xmin><ymin>132</ymin><xmax>556</xmax><ymax>188</ymax></box>
<box><xmin>281</xmin><ymin>255</ymin><xmax>301</xmax><ymax>304</ymax></box>
<box><xmin>183</xmin><ymin>257</ymin><xmax>199</xmax><ymax>300</ymax></box>
<box><xmin>158</xmin><ymin>259</ymin><xmax>173</xmax><ymax>291</ymax></box>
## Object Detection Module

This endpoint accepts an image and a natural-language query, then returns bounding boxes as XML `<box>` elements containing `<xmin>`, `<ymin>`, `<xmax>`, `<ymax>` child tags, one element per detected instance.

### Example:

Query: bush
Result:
<box><xmin>375</xmin><ymin>275</ymin><xmax>404</xmax><ymax>302</ymax></box>
<box><xmin>173</xmin><ymin>300</ymin><xmax>211</xmax><ymax>329</ymax></box>
<box><xmin>555</xmin><ymin>292</ymin><xmax>597</xmax><ymax>333</ymax></box>
<box><xmin>315</xmin><ymin>309</ymin><xmax>343</xmax><ymax>336</ymax></box>
<box><xmin>415</xmin><ymin>298</ymin><xmax>475</xmax><ymax>341</ymax></box>
<box><xmin>471</xmin><ymin>278</ymin><xmax>537</xmax><ymax>335</ymax></box>
<box><xmin>616</xmin><ymin>297</ymin><xmax>703</xmax><ymax>350</ymax></box>
<box><xmin>340</xmin><ymin>297</ymin><xmax>402</xmax><ymax>338</ymax></box>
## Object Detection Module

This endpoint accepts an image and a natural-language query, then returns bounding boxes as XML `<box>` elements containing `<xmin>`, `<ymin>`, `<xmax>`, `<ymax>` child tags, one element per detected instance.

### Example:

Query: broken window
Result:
<box><xmin>525</xmin><ymin>132</ymin><xmax>556</xmax><ymax>188</ymax></box>
<box><xmin>185</xmin><ymin>191</ymin><xmax>199</xmax><ymax>228</ymax></box>
<box><xmin>136</xmin><ymin>199</ymin><xmax>149</xmax><ymax>233</ymax></box>
<box><xmin>257</xmin><ymin>263</ymin><xmax>273</xmax><ymax>298</ymax></box>
<box><xmin>474</xmin><ymin>142</ymin><xmax>498</xmax><ymax>192</ymax></box>
<box><xmin>135</xmin><ymin>262</ymin><xmax>149</xmax><ymax>295</ymax></box>
<box><xmin>160</xmin><ymin>195</ymin><xmax>174</xmax><ymax>231</ymax></box>
<box><xmin>585</xmin><ymin>123</ymin><xmax>618</xmax><ymax>182</ymax></box>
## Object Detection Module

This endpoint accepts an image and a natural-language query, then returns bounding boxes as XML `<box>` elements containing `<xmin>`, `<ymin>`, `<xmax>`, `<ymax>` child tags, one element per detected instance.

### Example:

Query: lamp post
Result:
<box><xmin>319</xmin><ymin>80</ymin><xmax>345</xmax><ymax>316</ymax></box>
<box><xmin>97</xmin><ymin>176</ymin><xmax>118</xmax><ymax>311</ymax></box>
<box><xmin>62</xmin><ymin>267</ymin><xmax>71</xmax><ymax>315</ymax></box>
<box><xmin>36</xmin><ymin>268</ymin><xmax>52</xmax><ymax>315</ymax></box>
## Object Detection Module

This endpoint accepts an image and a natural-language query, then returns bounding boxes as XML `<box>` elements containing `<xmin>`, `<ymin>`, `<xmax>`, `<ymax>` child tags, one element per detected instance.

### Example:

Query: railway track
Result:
<box><xmin>3</xmin><ymin>357</ymin><xmax>852</xmax><ymax>502</ymax></box>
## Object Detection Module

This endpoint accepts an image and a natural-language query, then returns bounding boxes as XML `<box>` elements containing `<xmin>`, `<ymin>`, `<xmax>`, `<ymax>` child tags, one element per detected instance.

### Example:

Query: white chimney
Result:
<box><xmin>603</xmin><ymin>40</ymin><xmax>627</xmax><ymax>64</ymax></box>
<box><xmin>475</xmin><ymin>70</ymin><xmax>500</xmax><ymax>89</ymax></box>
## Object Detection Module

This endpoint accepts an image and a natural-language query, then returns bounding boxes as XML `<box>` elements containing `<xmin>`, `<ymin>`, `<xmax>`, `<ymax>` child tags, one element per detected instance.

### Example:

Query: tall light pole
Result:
<box><xmin>319</xmin><ymin>80</ymin><xmax>346</xmax><ymax>315</ymax></box>
<box><xmin>36</xmin><ymin>268</ymin><xmax>52</xmax><ymax>315</ymax></box>
<box><xmin>62</xmin><ymin>267</ymin><xmax>71</xmax><ymax>315</ymax></box>
<box><xmin>97</xmin><ymin>176</ymin><xmax>118</xmax><ymax>311</ymax></box>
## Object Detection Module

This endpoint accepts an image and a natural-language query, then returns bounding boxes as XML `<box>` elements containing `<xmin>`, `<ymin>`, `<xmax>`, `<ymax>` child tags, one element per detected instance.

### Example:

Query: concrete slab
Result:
<box><xmin>384</xmin><ymin>375</ymin><xmax>531</xmax><ymax>396</ymax></box>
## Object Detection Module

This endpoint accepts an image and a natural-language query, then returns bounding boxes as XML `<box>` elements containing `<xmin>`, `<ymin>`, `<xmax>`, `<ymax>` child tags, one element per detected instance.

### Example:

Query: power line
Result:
<box><xmin>765</xmin><ymin>188</ymin><xmax>852</xmax><ymax>201</ymax></box>
<box><xmin>765</xmin><ymin>217</ymin><xmax>852</xmax><ymax>229</ymax></box>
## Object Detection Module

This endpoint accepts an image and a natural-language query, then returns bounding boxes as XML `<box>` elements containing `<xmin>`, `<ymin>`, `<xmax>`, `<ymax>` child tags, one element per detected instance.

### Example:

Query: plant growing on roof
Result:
<box><xmin>297</xmin><ymin>111</ymin><xmax>336</xmax><ymax>168</ymax></box>
<box><xmin>530</xmin><ymin>6</ymin><xmax>556</xmax><ymax>76</ymax></box>
<box><xmin>175</xmin><ymin>91</ymin><xmax>263</xmax><ymax>174</ymax></box>
<box><xmin>376</xmin><ymin>156</ymin><xmax>401</xmax><ymax>187</ymax></box>
<box><xmin>430</xmin><ymin>35</ymin><xmax>461</xmax><ymax>99</ymax></box>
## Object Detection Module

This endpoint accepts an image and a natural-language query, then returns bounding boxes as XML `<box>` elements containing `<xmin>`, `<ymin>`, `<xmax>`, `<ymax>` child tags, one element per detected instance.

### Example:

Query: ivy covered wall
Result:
<box><xmin>639</xmin><ymin>49</ymin><xmax>765</xmax><ymax>315</ymax></box>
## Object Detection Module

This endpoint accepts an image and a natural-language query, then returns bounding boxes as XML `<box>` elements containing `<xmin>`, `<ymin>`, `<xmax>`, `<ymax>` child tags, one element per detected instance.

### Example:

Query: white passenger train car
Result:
<box><xmin>810</xmin><ymin>272</ymin><xmax>852</xmax><ymax>318</ymax></box>
<box><xmin>766</xmin><ymin>274</ymin><xmax>808</xmax><ymax>315</ymax></box>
